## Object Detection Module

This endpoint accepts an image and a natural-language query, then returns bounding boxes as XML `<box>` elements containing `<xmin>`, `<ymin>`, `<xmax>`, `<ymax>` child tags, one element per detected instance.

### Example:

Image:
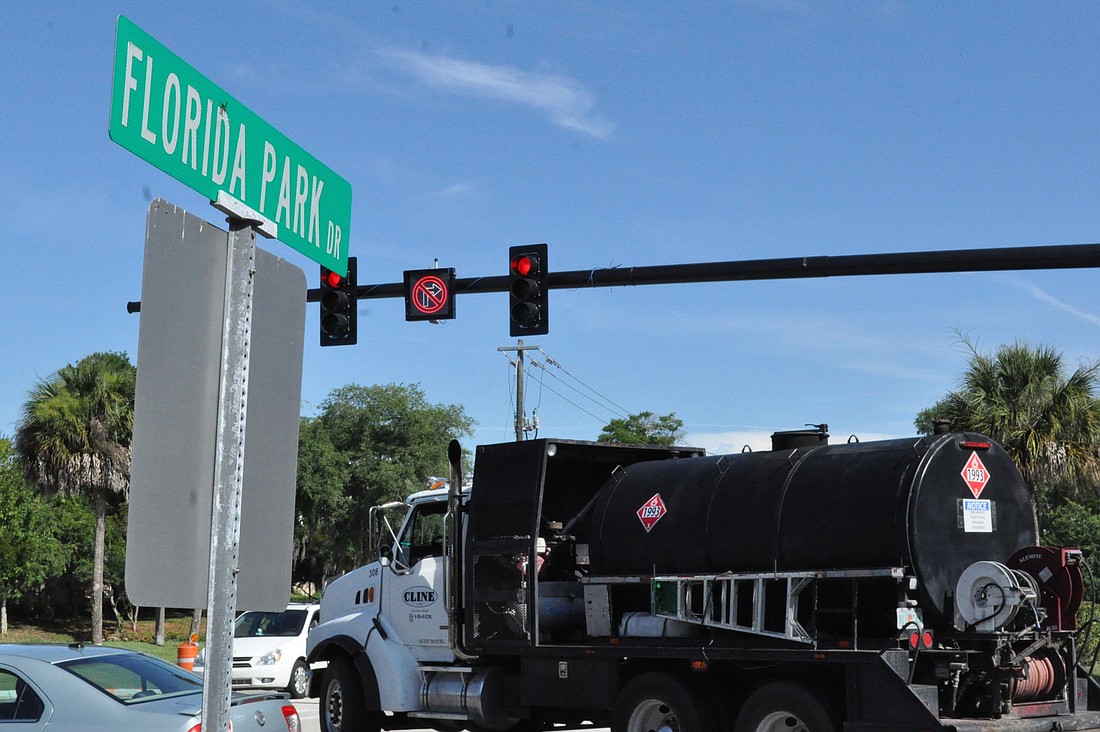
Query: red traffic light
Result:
<box><xmin>319</xmin><ymin>258</ymin><xmax>357</xmax><ymax>347</ymax></box>
<box><xmin>508</xmin><ymin>244</ymin><xmax>548</xmax><ymax>337</ymax></box>
<box><xmin>511</xmin><ymin>254</ymin><xmax>537</xmax><ymax>277</ymax></box>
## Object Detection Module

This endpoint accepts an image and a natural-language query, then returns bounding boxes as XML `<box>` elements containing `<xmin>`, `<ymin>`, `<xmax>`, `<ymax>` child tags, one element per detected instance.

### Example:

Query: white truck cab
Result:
<box><xmin>307</xmin><ymin>484</ymin><xmax>467</xmax><ymax>723</ymax></box>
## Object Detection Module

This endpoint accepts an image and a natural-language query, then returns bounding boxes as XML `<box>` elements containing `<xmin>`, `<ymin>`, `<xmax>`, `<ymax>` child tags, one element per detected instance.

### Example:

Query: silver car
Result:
<box><xmin>0</xmin><ymin>643</ymin><xmax>301</xmax><ymax>731</ymax></box>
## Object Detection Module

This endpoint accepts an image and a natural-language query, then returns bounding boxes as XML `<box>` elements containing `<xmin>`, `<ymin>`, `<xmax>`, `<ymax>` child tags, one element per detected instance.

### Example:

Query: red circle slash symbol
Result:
<box><xmin>412</xmin><ymin>275</ymin><xmax>449</xmax><ymax>315</ymax></box>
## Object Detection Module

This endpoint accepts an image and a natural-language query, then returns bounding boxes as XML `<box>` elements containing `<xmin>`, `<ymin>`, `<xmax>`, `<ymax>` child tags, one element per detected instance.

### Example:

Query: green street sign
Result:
<box><xmin>109</xmin><ymin>16</ymin><xmax>352</xmax><ymax>274</ymax></box>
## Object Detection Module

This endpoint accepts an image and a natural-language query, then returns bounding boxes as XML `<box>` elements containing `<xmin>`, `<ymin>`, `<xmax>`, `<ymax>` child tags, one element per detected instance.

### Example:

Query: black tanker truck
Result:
<box><xmin>306</xmin><ymin>426</ymin><xmax>1100</xmax><ymax>731</ymax></box>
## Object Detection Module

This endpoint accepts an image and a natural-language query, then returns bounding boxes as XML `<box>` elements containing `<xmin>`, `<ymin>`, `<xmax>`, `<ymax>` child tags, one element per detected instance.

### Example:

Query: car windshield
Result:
<box><xmin>59</xmin><ymin>652</ymin><xmax>202</xmax><ymax>704</ymax></box>
<box><xmin>234</xmin><ymin>609</ymin><xmax>307</xmax><ymax>638</ymax></box>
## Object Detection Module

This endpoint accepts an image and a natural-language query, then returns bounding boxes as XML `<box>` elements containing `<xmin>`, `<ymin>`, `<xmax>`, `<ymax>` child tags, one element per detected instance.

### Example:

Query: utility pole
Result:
<box><xmin>498</xmin><ymin>340</ymin><xmax>540</xmax><ymax>441</ymax></box>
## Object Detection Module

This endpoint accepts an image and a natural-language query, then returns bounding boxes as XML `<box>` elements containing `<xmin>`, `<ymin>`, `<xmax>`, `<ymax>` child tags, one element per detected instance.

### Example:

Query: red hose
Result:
<box><xmin>1013</xmin><ymin>655</ymin><xmax>1057</xmax><ymax>702</ymax></box>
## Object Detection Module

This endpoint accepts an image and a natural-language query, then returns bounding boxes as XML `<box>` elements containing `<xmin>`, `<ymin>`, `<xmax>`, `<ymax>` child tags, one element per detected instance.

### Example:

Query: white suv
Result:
<box><xmin>196</xmin><ymin>602</ymin><xmax>320</xmax><ymax>698</ymax></box>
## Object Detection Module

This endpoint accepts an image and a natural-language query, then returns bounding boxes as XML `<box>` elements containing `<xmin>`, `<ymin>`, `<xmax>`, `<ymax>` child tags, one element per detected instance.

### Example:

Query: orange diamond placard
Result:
<box><xmin>961</xmin><ymin>452</ymin><xmax>990</xmax><ymax>498</ymax></box>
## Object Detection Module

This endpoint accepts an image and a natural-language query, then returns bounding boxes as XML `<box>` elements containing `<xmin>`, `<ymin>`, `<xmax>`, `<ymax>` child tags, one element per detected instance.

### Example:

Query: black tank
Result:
<box><xmin>585</xmin><ymin>432</ymin><xmax>1036</xmax><ymax>623</ymax></box>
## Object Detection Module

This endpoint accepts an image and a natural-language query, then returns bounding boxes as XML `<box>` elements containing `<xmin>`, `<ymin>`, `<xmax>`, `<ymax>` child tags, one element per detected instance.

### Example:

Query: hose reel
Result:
<box><xmin>954</xmin><ymin>560</ymin><xmax>1039</xmax><ymax>632</ymax></box>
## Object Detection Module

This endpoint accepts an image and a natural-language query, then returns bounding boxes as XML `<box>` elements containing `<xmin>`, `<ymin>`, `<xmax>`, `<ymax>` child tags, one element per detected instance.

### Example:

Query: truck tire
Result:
<box><xmin>286</xmin><ymin>659</ymin><xmax>310</xmax><ymax>699</ymax></box>
<box><xmin>611</xmin><ymin>672</ymin><xmax>718</xmax><ymax>732</ymax></box>
<box><xmin>733</xmin><ymin>682</ymin><xmax>836</xmax><ymax>732</ymax></box>
<box><xmin>321</xmin><ymin>656</ymin><xmax>380</xmax><ymax>732</ymax></box>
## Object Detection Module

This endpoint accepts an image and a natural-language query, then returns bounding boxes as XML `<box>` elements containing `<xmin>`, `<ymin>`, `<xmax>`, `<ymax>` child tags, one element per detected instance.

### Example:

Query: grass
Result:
<box><xmin>2</xmin><ymin>592</ymin><xmax>318</xmax><ymax>664</ymax></box>
<box><xmin>2</xmin><ymin>611</ymin><xmax>204</xmax><ymax>664</ymax></box>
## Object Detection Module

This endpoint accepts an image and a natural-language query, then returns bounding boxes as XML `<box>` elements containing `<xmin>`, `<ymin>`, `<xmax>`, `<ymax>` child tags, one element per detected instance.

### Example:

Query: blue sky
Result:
<box><xmin>2</xmin><ymin>2</ymin><xmax>1099</xmax><ymax>454</ymax></box>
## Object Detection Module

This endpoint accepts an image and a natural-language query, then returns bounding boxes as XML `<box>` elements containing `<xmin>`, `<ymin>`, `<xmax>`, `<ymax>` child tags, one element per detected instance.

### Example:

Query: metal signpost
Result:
<box><xmin>203</xmin><ymin>218</ymin><xmax>254</xmax><ymax>730</ymax></box>
<box><xmin>126</xmin><ymin>201</ymin><xmax>307</xmax><ymax>732</ymax></box>
<box><xmin>112</xmin><ymin>16</ymin><xmax>348</xmax><ymax>732</ymax></box>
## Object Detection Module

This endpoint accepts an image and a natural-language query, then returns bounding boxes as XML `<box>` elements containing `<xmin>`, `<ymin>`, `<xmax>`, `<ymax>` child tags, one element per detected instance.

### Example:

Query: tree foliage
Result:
<box><xmin>294</xmin><ymin>417</ymin><xmax>352</xmax><ymax>592</ymax></box>
<box><xmin>0</xmin><ymin>438</ymin><xmax>66</xmax><ymax>633</ymax></box>
<box><xmin>14</xmin><ymin>352</ymin><xmax>136</xmax><ymax>643</ymax></box>
<box><xmin>598</xmin><ymin>411</ymin><xmax>686</xmax><ymax>446</ymax></box>
<box><xmin>916</xmin><ymin>339</ymin><xmax>1100</xmax><ymax>498</ymax></box>
<box><xmin>915</xmin><ymin>338</ymin><xmax>1100</xmax><ymax>536</ymax></box>
<box><xmin>295</xmin><ymin>383</ymin><xmax>474</xmax><ymax>586</ymax></box>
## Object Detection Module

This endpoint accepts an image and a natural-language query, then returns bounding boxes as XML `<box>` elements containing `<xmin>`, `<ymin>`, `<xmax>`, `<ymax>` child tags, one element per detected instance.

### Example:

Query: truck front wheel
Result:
<box><xmin>611</xmin><ymin>672</ymin><xmax>718</xmax><ymax>732</ymax></box>
<box><xmin>733</xmin><ymin>681</ymin><xmax>836</xmax><ymax>732</ymax></box>
<box><xmin>321</xmin><ymin>656</ymin><xmax>380</xmax><ymax>732</ymax></box>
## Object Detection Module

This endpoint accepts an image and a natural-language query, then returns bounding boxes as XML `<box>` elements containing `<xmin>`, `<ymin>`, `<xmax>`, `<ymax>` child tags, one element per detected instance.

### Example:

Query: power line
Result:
<box><xmin>500</xmin><ymin>343</ymin><xmax>651</xmax><ymax>438</ymax></box>
<box><xmin>528</xmin><ymin>357</ymin><xmax>626</xmax><ymax>422</ymax></box>
<box><xmin>538</xmin><ymin>354</ymin><xmax>631</xmax><ymax>418</ymax></box>
<box><xmin>524</xmin><ymin>372</ymin><xmax>610</xmax><ymax>426</ymax></box>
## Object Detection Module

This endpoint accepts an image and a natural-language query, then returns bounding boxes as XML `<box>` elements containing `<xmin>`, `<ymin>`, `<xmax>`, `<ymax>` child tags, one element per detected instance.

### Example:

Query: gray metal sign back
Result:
<box><xmin>126</xmin><ymin>199</ymin><xmax>305</xmax><ymax>612</ymax></box>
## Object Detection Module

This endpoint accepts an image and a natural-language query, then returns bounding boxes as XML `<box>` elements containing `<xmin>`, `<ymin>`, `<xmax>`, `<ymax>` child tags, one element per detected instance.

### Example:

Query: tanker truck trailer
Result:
<box><xmin>306</xmin><ymin>427</ymin><xmax>1100</xmax><ymax>731</ymax></box>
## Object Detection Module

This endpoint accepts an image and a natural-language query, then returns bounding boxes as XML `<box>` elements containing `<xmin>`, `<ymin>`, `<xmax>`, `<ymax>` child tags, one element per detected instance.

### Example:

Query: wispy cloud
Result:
<box><xmin>618</xmin><ymin>307</ymin><xmax>947</xmax><ymax>384</ymax></box>
<box><xmin>377</xmin><ymin>48</ymin><xmax>613</xmax><ymax>139</ymax></box>
<box><xmin>435</xmin><ymin>180</ymin><xmax>481</xmax><ymax>198</ymax></box>
<box><xmin>1011</xmin><ymin>279</ymin><xmax>1100</xmax><ymax>328</ymax></box>
<box><xmin>685</xmin><ymin>429</ymin><xmax>774</xmax><ymax>454</ymax></box>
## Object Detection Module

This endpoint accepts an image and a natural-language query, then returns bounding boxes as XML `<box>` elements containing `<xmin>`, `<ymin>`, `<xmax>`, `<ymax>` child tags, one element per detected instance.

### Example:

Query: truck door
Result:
<box><xmin>382</xmin><ymin>499</ymin><xmax>452</xmax><ymax>661</ymax></box>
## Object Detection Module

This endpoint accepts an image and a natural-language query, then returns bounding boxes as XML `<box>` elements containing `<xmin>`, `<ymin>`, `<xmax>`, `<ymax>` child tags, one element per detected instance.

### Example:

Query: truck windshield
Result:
<box><xmin>398</xmin><ymin>501</ymin><xmax>447</xmax><ymax>566</ymax></box>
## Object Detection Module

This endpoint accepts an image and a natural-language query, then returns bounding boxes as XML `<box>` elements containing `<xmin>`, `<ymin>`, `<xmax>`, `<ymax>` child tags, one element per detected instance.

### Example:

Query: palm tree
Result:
<box><xmin>15</xmin><ymin>352</ymin><xmax>136</xmax><ymax>644</ymax></box>
<box><xmin>916</xmin><ymin>338</ymin><xmax>1100</xmax><ymax>535</ymax></box>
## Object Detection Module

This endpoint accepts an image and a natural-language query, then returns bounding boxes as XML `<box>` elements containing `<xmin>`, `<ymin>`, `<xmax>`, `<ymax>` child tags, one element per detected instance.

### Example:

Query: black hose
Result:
<box><xmin>965</xmin><ymin>583</ymin><xmax>1009</xmax><ymax>632</ymax></box>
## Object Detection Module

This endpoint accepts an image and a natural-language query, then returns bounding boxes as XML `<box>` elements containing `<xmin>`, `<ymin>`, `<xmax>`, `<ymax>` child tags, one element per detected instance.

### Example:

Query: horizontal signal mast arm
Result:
<box><xmin>300</xmin><ymin>241</ymin><xmax>1100</xmax><ymax>303</ymax></box>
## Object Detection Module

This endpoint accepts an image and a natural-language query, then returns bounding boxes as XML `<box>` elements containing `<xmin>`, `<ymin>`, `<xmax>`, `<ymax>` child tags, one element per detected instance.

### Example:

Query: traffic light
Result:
<box><xmin>509</xmin><ymin>244</ymin><xmax>548</xmax><ymax>337</ymax></box>
<box><xmin>319</xmin><ymin>256</ymin><xmax>357</xmax><ymax>346</ymax></box>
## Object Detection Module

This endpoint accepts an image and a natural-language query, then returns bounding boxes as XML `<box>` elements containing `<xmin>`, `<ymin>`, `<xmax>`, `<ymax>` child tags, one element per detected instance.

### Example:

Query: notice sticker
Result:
<box><xmin>962</xmin><ymin>499</ymin><xmax>993</xmax><ymax>533</ymax></box>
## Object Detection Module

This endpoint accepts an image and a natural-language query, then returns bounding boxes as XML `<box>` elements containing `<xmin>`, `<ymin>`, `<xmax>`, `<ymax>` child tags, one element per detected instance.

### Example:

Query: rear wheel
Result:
<box><xmin>286</xmin><ymin>659</ymin><xmax>310</xmax><ymax>699</ymax></box>
<box><xmin>611</xmin><ymin>672</ymin><xmax>718</xmax><ymax>732</ymax></box>
<box><xmin>321</xmin><ymin>656</ymin><xmax>380</xmax><ymax>732</ymax></box>
<box><xmin>734</xmin><ymin>682</ymin><xmax>836</xmax><ymax>732</ymax></box>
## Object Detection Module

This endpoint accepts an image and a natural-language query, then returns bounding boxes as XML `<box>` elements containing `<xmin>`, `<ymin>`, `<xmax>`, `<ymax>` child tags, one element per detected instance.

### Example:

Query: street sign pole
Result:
<box><xmin>111</xmin><ymin>15</ymin><xmax>330</xmax><ymax>731</ymax></box>
<box><xmin>201</xmin><ymin>219</ymin><xmax>256</xmax><ymax>732</ymax></box>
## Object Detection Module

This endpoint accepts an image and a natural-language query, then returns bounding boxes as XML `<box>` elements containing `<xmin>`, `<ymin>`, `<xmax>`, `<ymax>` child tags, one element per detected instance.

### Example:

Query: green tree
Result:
<box><xmin>14</xmin><ymin>352</ymin><xmax>136</xmax><ymax>644</ymax></box>
<box><xmin>598</xmin><ymin>411</ymin><xmax>686</xmax><ymax>446</ymax></box>
<box><xmin>0</xmin><ymin>437</ymin><xmax>66</xmax><ymax>634</ymax></box>
<box><xmin>1041</xmin><ymin>497</ymin><xmax>1100</xmax><ymax>565</ymax></box>
<box><xmin>915</xmin><ymin>339</ymin><xmax>1100</xmax><ymax>534</ymax></box>
<box><xmin>301</xmin><ymin>383</ymin><xmax>474</xmax><ymax>574</ymax></box>
<box><xmin>294</xmin><ymin>417</ymin><xmax>352</xmax><ymax>591</ymax></box>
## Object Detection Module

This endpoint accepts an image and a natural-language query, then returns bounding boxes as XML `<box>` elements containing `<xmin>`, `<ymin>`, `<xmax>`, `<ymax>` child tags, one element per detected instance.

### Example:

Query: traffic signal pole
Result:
<box><xmin>131</xmin><ymin>241</ymin><xmax>1100</xmax><ymax>314</ymax></box>
<box><xmin>302</xmin><ymin>241</ymin><xmax>1100</xmax><ymax>304</ymax></box>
